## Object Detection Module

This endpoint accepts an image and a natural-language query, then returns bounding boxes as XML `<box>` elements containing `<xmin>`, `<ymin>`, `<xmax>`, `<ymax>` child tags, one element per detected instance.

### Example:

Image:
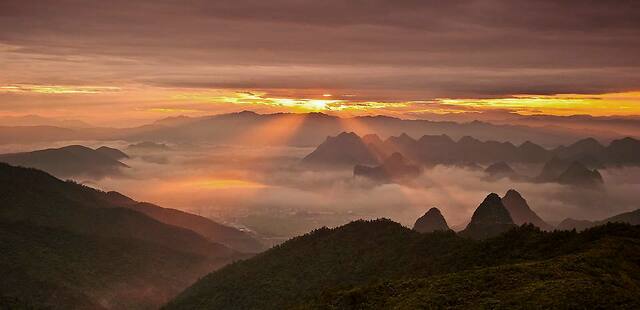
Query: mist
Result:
<box><xmin>78</xmin><ymin>142</ymin><xmax>640</xmax><ymax>242</ymax></box>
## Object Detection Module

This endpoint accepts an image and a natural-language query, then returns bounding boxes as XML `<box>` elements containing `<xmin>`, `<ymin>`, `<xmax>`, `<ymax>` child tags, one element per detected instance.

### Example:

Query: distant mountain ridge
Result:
<box><xmin>303</xmin><ymin>132</ymin><xmax>633</xmax><ymax>187</ymax></box>
<box><xmin>0</xmin><ymin>145</ymin><xmax>129</xmax><ymax>179</ymax></box>
<box><xmin>302</xmin><ymin>132</ymin><xmax>380</xmax><ymax>167</ymax></box>
<box><xmin>353</xmin><ymin>152</ymin><xmax>421</xmax><ymax>182</ymax></box>
<box><xmin>306</xmin><ymin>131</ymin><xmax>640</xmax><ymax>167</ymax></box>
<box><xmin>2</xmin><ymin>111</ymin><xmax>635</xmax><ymax>146</ymax></box>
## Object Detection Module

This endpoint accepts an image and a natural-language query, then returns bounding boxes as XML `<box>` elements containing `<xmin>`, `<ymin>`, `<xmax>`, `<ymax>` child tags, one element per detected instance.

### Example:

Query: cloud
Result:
<box><xmin>1</xmin><ymin>0</ymin><xmax>639</xmax><ymax>101</ymax></box>
<box><xmin>0</xmin><ymin>84</ymin><xmax>121</xmax><ymax>94</ymax></box>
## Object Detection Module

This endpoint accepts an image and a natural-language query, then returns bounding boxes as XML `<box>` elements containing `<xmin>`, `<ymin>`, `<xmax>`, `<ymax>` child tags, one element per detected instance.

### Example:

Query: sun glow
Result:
<box><xmin>435</xmin><ymin>92</ymin><xmax>640</xmax><ymax>116</ymax></box>
<box><xmin>170</xmin><ymin>89</ymin><xmax>640</xmax><ymax>117</ymax></box>
<box><xmin>170</xmin><ymin>177</ymin><xmax>267</xmax><ymax>190</ymax></box>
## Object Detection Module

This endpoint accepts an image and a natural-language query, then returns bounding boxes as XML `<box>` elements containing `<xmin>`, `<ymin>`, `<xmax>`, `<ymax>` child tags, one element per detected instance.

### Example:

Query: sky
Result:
<box><xmin>1</xmin><ymin>0</ymin><xmax>640</xmax><ymax>126</ymax></box>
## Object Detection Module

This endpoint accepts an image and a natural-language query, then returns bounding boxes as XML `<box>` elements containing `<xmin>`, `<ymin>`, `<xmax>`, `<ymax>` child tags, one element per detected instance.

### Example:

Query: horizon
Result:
<box><xmin>3</xmin><ymin>108</ymin><xmax>640</xmax><ymax>129</ymax></box>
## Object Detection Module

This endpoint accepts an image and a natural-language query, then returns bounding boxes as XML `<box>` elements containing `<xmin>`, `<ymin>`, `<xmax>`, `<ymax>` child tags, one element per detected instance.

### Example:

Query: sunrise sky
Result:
<box><xmin>2</xmin><ymin>0</ymin><xmax>639</xmax><ymax>126</ymax></box>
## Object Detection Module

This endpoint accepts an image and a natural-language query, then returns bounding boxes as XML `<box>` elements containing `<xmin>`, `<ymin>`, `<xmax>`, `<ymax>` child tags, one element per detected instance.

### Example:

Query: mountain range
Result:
<box><xmin>302</xmin><ymin>132</ymin><xmax>632</xmax><ymax>186</ymax></box>
<box><xmin>304</xmin><ymin>131</ymin><xmax>640</xmax><ymax>167</ymax></box>
<box><xmin>1</xmin><ymin>111</ymin><xmax>636</xmax><ymax>147</ymax></box>
<box><xmin>0</xmin><ymin>163</ymin><xmax>263</xmax><ymax>308</ymax></box>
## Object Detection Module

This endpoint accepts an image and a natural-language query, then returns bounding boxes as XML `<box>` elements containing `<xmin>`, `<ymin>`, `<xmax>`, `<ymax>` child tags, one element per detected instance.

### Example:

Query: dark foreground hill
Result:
<box><xmin>166</xmin><ymin>220</ymin><xmax>640</xmax><ymax>309</ymax></box>
<box><xmin>0</xmin><ymin>163</ymin><xmax>250</xmax><ymax>309</ymax></box>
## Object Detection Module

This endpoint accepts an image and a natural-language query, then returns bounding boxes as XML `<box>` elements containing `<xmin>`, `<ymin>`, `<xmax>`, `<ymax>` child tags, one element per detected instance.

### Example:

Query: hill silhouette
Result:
<box><xmin>302</xmin><ymin>132</ymin><xmax>380</xmax><ymax>167</ymax></box>
<box><xmin>459</xmin><ymin>193</ymin><xmax>517</xmax><ymax>239</ymax></box>
<box><xmin>501</xmin><ymin>190</ymin><xmax>553</xmax><ymax>231</ymax></box>
<box><xmin>413</xmin><ymin>207</ymin><xmax>450</xmax><ymax>233</ymax></box>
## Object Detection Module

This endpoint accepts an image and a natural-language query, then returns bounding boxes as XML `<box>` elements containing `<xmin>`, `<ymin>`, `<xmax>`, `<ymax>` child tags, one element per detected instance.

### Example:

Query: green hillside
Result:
<box><xmin>166</xmin><ymin>221</ymin><xmax>640</xmax><ymax>309</ymax></box>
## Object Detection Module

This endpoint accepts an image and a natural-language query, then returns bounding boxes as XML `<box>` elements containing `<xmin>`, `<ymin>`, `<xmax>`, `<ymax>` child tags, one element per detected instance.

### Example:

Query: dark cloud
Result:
<box><xmin>1</xmin><ymin>0</ymin><xmax>639</xmax><ymax>98</ymax></box>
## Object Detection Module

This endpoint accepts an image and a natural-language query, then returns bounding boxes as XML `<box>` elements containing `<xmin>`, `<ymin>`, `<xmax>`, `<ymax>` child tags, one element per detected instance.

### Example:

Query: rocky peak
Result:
<box><xmin>413</xmin><ymin>207</ymin><xmax>450</xmax><ymax>233</ymax></box>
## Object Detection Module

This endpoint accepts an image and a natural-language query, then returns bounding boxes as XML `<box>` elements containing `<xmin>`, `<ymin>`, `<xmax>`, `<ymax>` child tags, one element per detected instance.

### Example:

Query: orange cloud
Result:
<box><xmin>0</xmin><ymin>84</ymin><xmax>122</xmax><ymax>94</ymax></box>
<box><xmin>435</xmin><ymin>92</ymin><xmax>640</xmax><ymax>116</ymax></box>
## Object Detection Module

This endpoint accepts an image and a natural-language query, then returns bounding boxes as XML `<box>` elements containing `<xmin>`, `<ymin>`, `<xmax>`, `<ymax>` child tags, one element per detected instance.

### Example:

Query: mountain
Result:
<box><xmin>166</xmin><ymin>219</ymin><xmax>640</xmax><ymax>309</ymax></box>
<box><xmin>604</xmin><ymin>209</ymin><xmax>640</xmax><ymax>226</ymax></box>
<box><xmin>517</xmin><ymin>140</ymin><xmax>553</xmax><ymax>162</ymax></box>
<box><xmin>557</xmin><ymin>209</ymin><xmax>640</xmax><ymax>231</ymax></box>
<box><xmin>302</xmin><ymin>132</ymin><xmax>380</xmax><ymax>167</ymax></box>
<box><xmin>536</xmin><ymin>157</ymin><xmax>604</xmax><ymax>186</ymax></box>
<box><xmin>353</xmin><ymin>152</ymin><xmax>420</xmax><ymax>182</ymax></box>
<box><xmin>554</xmin><ymin>137</ymin><xmax>606</xmax><ymax>160</ymax></box>
<box><xmin>384</xmin><ymin>133</ymin><xmax>419</xmax><ymax>158</ymax></box>
<box><xmin>536</xmin><ymin>156</ymin><xmax>572</xmax><ymax>182</ymax></box>
<box><xmin>459</xmin><ymin>193</ymin><xmax>517</xmax><ymax>240</ymax></box>
<box><xmin>0</xmin><ymin>163</ymin><xmax>243</xmax><ymax>308</ymax></box>
<box><xmin>94</xmin><ymin>146</ymin><xmax>129</xmax><ymax>160</ymax></box>
<box><xmin>606</xmin><ymin>137</ymin><xmax>640</xmax><ymax>165</ymax></box>
<box><xmin>557</xmin><ymin>162</ymin><xmax>604</xmax><ymax>187</ymax></box>
<box><xmin>501</xmin><ymin>189</ymin><xmax>552</xmax><ymax>231</ymax></box>
<box><xmin>0</xmin><ymin>145</ymin><xmax>128</xmax><ymax>179</ymax></box>
<box><xmin>484</xmin><ymin>162</ymin><xmax>518</xmax><ymax>180</ymax></box>
<box><xmin>412</xmin><ymin>207</ymin><xmax>450</xmax><ymax>233</ymax></box>
<box><xmin>413</xmin><ymin>134</ymin><xmax>457</xmax><ymax>163</ymax></box>
<box><xmin>103</xmin><ymin>191</ymin><xmax>266</xmax><ymax>253</ymax></box>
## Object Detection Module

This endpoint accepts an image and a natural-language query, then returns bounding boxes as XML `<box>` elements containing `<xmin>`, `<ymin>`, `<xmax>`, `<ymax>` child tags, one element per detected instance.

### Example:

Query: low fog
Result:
<box><xmin>49</xmin><ymin>142</ymin><xmax>636</xmax><ymax>243</ymax></box>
